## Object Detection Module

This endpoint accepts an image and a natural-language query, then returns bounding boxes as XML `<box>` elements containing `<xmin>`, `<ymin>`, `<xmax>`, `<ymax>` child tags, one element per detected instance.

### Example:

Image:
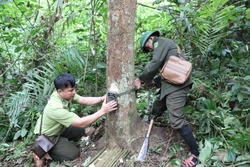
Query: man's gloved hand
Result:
<box><xmin>143</xmin><ymin>80</ymin><xmax>155</xmax><ymax>87</ymax></box>
<box><xmin>150</xmin><ymin>109</ymin><xmax>164</xmax><ymax>120</ymax></box>
<box><xmin>153</xmin><ymin>76</ymin><xmax>161</xmax><ymax>88</ymax></box>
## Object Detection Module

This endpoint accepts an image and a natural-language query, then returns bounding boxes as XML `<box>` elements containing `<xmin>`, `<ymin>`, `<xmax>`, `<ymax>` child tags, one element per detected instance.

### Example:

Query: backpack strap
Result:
<box><xmin>176</xmin><ymin>44</ymin><xmax>181</xmax><ymax>57</ymax></box>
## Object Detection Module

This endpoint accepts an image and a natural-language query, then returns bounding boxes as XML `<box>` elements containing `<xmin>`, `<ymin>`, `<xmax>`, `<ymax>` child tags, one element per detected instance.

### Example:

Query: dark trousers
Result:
<box><xmin>152</xmin><ymin>86</ymin><xmax>190</xmax><ymax>129</ymax></box>
<box><xmin>152</xmin><ymin>86</ymin><xmax>199</xmax><ymax>156</ymax></box>
<box><xmin>49</xmin><ymin>126</ymin><xmax>85</xmax><ymax>162</ymax></box>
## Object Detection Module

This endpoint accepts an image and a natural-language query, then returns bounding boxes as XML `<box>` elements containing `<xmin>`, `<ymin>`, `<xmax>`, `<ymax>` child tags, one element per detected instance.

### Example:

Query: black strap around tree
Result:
<box><xmin>117</xmin><ymin>88</ymin><xmax>136</xmax><ymax>97</ymax></box>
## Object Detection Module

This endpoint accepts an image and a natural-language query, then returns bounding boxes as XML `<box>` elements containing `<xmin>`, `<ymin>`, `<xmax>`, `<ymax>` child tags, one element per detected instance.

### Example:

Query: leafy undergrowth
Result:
<box><xmin>1</xmin><ymin>122</ymin><xmax>250</xmax><ymax>167</ymax></box>
<box><xmin>0</xmin><ymin>123</ymin><xmax>190</xmax><ymax>167</ymax></box>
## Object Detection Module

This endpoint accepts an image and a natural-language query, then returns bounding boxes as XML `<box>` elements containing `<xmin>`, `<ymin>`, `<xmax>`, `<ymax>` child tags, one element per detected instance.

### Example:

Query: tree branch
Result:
<box><xmin>137</xmin><ymin>2</ymin><xmax>163</xmax><ymax>11</ymax></box>
<box><xmin>13</xmin><ymin>0</ymin><xmax>35</xmax><ymax>29</ymax></box>
<box><xmin>34</xmin><ymin>0</ymin><xmax>41</xmax><ymax>22</ymax></box>
<box><xmin>0</xmin><ymin>39</ymin><xmax>29</xmax><ymax>77</ymax></box>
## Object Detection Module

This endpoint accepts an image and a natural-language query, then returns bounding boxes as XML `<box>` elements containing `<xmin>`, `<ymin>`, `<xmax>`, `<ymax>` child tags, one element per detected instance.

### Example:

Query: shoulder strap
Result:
<box><xmin>39</xmin><ymin>113</ymin><xmax>43</xmax><ymax>135</ymax></box>
<box><xmin>176</xmin><ymin>44</ymin><xmax>181</xmax><ymax>57</ymax></box>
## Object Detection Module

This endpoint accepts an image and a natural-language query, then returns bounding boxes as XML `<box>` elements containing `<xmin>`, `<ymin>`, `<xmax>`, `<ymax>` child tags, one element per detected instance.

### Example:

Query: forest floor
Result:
<box><xmin>76</xmin><ymin>122</ymin><xmax>191</xmax><ymax>167</ymax></box>
<box><xmin>1</xmin><ymin>120</ymin><xmax>191</xmax><ymax>167</ymax></box>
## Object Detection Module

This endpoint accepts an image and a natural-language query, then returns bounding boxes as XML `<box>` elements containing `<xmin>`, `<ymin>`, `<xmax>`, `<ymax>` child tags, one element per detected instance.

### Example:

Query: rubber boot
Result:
<box><xmin>178</xmin><ymin>125</ymin><xmax>199</xmax><ymax>156</ymax></box>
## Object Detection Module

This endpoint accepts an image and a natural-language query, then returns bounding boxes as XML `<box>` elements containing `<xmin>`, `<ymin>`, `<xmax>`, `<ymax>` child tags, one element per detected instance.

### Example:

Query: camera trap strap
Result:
<box><xmin>107</xmin><ymin>88</ymin><xmax>136</xmax><ymax>103</ymax></box>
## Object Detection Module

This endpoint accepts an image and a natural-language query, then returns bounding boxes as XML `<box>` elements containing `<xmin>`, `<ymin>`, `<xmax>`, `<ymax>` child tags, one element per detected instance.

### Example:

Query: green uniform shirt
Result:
<box><xmin>139</xmin><ymin>37</ymin><xmax>192</xmax><ymax>99</ymax></box>
<box><xmin>34</xmin><ymin>91</ymin><xmax>80</xmax><ymax>136</ymax></box>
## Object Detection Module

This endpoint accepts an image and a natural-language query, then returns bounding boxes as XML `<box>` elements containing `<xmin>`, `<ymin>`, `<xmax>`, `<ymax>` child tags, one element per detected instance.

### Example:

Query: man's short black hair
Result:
<box><xmin>54</xmin><ymin>73</ymin><xmax>76</xmax><ymax>90</ymax></box>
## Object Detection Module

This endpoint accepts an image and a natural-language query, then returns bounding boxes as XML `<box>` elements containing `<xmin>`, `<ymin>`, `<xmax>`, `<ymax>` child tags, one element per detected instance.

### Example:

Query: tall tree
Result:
<box><xmin>105</xmin><ymin>0</ymin><xmax>141</xmax><ymax>149</ymax></box>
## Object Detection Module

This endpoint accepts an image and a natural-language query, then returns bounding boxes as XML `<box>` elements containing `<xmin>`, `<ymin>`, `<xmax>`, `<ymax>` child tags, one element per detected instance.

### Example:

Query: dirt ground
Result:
<box><xmin>57</xmin><ymin>121</ymin><xmax>190</xmax><ymax>167</ymax></box>
<box><xmin>1</xmin><ymin>121</ymin><xmax>191</xmax><ymax>167</ymax></box>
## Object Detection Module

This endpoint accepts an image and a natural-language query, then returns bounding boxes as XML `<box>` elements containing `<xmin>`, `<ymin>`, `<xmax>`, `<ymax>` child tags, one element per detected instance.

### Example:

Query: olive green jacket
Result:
<box><xmin>139</xmin><ymin>37</ymin><xmax>192</xmax><ymax>100</ymax></box>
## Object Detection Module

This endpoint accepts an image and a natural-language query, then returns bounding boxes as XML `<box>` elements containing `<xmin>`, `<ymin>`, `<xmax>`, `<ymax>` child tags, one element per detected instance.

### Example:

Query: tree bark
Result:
<box><xmin>105</xmin><ymin>0</ymin><xmax>143</xmax><ymax>151</ymax></box>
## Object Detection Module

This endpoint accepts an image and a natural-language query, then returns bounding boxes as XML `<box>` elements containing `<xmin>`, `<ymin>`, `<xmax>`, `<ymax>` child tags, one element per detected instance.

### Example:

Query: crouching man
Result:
<box><xmin>33</xmin><ymin>72</ymin><xmax>117</xmax><ymax>166</ymax></box>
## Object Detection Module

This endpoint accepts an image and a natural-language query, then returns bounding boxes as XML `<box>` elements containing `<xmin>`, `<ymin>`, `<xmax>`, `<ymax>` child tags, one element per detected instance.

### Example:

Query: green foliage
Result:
<box><xmin>4</xmin><ymin>89</ymin><xmax>30</xmax><ymax>141</ymax></box>
<box><xmin>136</xmin><ymin>0</ymin><xmax>250</xmax><ymax>166</ymax></box>
<box><xmin>0</xmin><ymin>142</ymin><xmax>11</xmax><ymax>159</ymax></box>
<box><xmin>0</xmin><ymin>141</ymin><xmax>30</xmax><ymax>161</ymax></box>
<box><xmin>149</xmin><ymin>144</ymin><xmax>162</xmax><ymax>154</ymax></box>
<box><xmin>197</xmin><ymin>140</ymin><xmax>250</xmax><ymax>167</ymax></box>
<box><xmin>229</xmin><ymin>129</ymin><xmax>250</xmax><ymax>152</ymax></box>
<box><xmin>199</xmin><ymin>140</ymin><xmax>213</xmax><ymax>165</ymax></box>
<box><xmin>136</xmin><ymin>88</ymin><xmax>158</xmax><ymax>121</ymax></box>
<box><xmin>0</xmin><ymin>0</ymin><xmax>250</xmax><ymax>166</ymax></box>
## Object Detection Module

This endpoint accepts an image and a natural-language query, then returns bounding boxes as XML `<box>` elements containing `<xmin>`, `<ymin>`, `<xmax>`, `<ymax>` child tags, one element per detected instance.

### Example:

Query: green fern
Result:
<box><xmin>188</xmin><ymin>1</ymin><xmax>244</xmax><ymax>55</ymax></box>
<box><xmin>4</xmin><ymin>89</ymin><xmax>30</xmax><ymax>141</ymax></box>
<box><xmin>4</xmin><ymin>47</ymin><xmax>94</xmax><ymax>140</ymax></box>
<box><xmin>7</xmin><ymin>89</ymin><xmax>30</xmax><ymax>128</ymax></box>
<box><xmin>229</xmin><ymin>130</ymin><xmax>250</xmax><ymax>152</ymax></box>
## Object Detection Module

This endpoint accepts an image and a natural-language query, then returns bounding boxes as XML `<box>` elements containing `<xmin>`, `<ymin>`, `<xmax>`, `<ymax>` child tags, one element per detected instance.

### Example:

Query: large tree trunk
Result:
<box><xmin>105</xmin><ymin>0</ymin><xmax>142</xmax><ymax>150</ymax></box>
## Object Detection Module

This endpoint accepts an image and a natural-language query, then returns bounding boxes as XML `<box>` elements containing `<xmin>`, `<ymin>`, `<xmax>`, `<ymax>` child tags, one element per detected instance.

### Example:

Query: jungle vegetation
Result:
<box><xmin>0</xmin><ymin>0</ymin><xmax>250</xmax><ymax>166</ymax></box>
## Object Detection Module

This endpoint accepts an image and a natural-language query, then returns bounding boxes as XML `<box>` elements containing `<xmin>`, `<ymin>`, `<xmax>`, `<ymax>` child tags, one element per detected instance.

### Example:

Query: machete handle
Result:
<box><xmin>146</xmin><ymin>119</ymin><xmax>154</xmax><ymax>138</ymax></box>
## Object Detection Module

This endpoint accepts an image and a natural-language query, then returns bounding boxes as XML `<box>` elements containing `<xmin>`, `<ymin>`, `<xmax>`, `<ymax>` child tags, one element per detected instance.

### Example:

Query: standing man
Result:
<box><xmin>134</xmin><ymin>31</ymin><xmax>199</xmax><ymax>167</ymax></box>
<box><xmin>33</xmin><ymin>72</ymin><xmax>117</xmax><ymax>167</ymax></box>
